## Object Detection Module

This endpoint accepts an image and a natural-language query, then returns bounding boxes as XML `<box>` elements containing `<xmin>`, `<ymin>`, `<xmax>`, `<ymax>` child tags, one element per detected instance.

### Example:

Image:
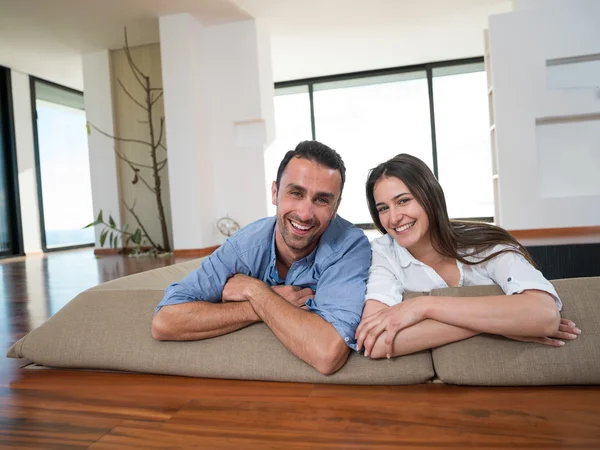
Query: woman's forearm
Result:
<box><xmin>368</xmin><ymin>319</ymin><xmax>478</xmax><ymax>359</ymax></box>
<box><xmin>423</xmin><ymin>291</ymin><xmax>560</xmax><ymax>338</ymax></box>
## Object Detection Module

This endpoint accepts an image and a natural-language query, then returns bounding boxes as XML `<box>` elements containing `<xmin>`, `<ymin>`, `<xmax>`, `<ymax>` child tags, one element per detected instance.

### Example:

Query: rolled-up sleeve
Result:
<box><xmin>155</xmin><ymin>239</ymin><xmax>248</xmax><ymax>313</ymax></box>
<box><xmin>365</xmin><ymin>249</ymin><xmax>404</xmax><ymax>307</ymax></box>
<box><xmin>305</xmin><ymin>232</ymin><xmax>371</xmax><ymax>351</ymax></box>
<box><xmin>484</xmin><ymin>245</ymin><xmax>562</xmax><ymax>310</ymax></box>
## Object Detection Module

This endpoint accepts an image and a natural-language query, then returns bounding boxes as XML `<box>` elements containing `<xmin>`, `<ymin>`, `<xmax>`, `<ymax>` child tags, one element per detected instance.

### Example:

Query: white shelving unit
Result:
<box><xmin>483</xmin><ymin>28</ymin><xmax>500</xmax><ymax>225</ymax></box>
<box><xmin>485</xmin><ymin>0</ymin><xmax>600</xmax><ymax>233</ymax></box>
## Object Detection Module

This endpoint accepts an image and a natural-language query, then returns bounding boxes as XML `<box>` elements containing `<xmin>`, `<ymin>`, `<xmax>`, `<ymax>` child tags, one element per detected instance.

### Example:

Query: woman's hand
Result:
<box><xmin>504</xmin><ymin>318</ymin><xmax>581</xmax><ymax>346</ymax></box>
<box><xmin>355</xmin><ymin>297</ymin><xmax>428</xmax><ymax>358</ymax></box>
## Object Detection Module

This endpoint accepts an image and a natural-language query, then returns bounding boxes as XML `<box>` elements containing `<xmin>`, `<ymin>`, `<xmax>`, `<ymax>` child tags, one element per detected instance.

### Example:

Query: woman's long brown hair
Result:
<box><xmin>365</xmin><ymin>154</ymin><xmax>536</xmax><ymax>266</ymax></box>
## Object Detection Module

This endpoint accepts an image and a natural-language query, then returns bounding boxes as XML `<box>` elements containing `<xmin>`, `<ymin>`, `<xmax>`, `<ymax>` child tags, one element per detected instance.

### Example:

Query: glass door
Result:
<box><xmin>31</xmin><ymin>78</ymin><xmax>94</xmax><ymax>251</ymax></box>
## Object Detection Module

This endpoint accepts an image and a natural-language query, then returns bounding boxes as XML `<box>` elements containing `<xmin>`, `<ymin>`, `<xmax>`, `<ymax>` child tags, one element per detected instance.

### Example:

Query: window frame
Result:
<box><xmin>0</xmin><ymin>66</ymin><xmax>24</xmax><ymax>259</ymax></box>
<box><xmin>273</xmin><ymin>57</ymin><xmax>493</xmax><ymax>228</ymax></box>
<box><xmin>30</xmin><ymin>76</ymin><xmax>94</xmax><ymax>253</ymax></box>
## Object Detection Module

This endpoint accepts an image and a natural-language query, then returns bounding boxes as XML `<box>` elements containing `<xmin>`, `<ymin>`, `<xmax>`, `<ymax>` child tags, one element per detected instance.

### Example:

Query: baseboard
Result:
<box><xmin>509</xmin><ymin>226</ymin><xmax>600</xmax><ymax>239</ymax></box>
<box><xmin>173</xmin><ymin>245</ymin><xmax>220</xmax><ymax>258</ymax></box>
<box><xmin>93</xmin><ymin>245</ymin><xmax>221</xmax><ymax>257</ymax></box>
<box><xmin>93</xmin><ymin>246</ymin><xmax>153</xmax><ymax>256</ymax></box>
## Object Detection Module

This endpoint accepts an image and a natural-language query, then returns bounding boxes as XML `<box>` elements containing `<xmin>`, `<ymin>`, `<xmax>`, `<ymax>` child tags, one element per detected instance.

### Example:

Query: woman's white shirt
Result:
<box><xmin>365</xmin><ymin>234</ymin><xmax>562</xmax><ymax>310</ymax></box>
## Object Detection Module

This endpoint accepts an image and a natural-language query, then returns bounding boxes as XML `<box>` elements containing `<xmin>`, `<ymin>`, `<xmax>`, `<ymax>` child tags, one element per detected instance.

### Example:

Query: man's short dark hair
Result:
<box><xmin>275</xmin><ymin>140</ymin><xmax>346</xmax><ymax>193</ymax></box>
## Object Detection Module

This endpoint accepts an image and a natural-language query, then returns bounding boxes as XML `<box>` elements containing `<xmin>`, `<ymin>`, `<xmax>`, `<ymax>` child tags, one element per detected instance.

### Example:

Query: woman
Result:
<box><xmin>356</xmin><ymin>154</ymin><xmax>580</xmax><ymax>359</ymax></box>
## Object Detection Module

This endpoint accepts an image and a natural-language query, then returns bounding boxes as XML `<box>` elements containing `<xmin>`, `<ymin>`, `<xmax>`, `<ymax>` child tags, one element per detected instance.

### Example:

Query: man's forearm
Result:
<box><xmin>247</xmin><ymin>283</ymin><xmax>349</xmax><ymax>375</ymax></box>
<box><xmin>369</xmin><ymin>319</ymin><xmax>479</xmax><ymax>359</ymax></box>
<box><xmin>152</xmin><ymin>300</ymin><xmax>260</xmax><ymax>341</ymax></box>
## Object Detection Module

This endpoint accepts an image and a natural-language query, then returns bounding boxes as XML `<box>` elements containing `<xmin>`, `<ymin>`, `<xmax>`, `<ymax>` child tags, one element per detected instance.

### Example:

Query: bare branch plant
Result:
<box><xmin>84</xmin><ymin>29</ymin><xmax>171</xmax><ymax>255</ymax></box>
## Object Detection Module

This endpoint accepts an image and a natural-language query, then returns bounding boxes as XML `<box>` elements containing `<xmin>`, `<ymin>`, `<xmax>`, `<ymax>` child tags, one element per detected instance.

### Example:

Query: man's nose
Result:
<box><xmin>296</xmin><ymin>199</ymin><xmax>314</xmax><ymax>221</ymax></box>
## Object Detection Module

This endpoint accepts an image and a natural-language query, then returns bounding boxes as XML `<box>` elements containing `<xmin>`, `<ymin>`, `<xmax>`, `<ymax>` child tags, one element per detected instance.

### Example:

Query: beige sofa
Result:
<box><xmin>7</xmin><ymin>259</ymin><xmax>600</xmax><ymax>385</ymax></box>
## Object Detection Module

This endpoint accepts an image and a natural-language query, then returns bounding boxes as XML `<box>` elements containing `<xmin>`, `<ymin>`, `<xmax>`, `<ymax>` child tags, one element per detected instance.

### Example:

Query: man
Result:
<box><xmin>152</xmin><ymin>140</ymin><xmax>371</xmax><ymax>375</ymax></box>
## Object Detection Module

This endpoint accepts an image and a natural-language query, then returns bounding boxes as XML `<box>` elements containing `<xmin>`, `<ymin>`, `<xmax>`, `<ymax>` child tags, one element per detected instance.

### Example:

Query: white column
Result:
<box><xmin>159</xmin><ymin>14</ymin><xmax>274</xmax><ymax>250</ymax></box>
<box><xmin>11</xmin><ymin>70</ymin><xmax>42</xmax><ymax>254</ymax></box>
<box><xmin>159</xmin><ymin>14</ymin><xmax>214</xmax><ymax>250</ymax></box>
<box><xmin>82</xmin><ymin>50</ymin><xmax>122</xmax><ymax>246</ymax></box>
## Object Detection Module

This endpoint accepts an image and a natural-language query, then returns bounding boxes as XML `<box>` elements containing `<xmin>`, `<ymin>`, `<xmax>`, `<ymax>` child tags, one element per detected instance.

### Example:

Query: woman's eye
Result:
<box><xmin>399</xmin><ymin>198</ymin><xmax>410</xmax><ymax>205</ymax></box>
<box><xmin>377</xmin><ymin>206</ymin><xmax>388</xmax><ymax>213</ymax></box>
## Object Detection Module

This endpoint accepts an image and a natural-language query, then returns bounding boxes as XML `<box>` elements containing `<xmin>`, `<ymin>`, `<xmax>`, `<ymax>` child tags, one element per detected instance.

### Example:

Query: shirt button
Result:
<box><xmin>507</xmin><ymin>277</ymin><xmax>512</xmax><ymax>282</ymax></box>
<box><xmin>344</xmin><ymin>337</ymin><xmax>350</xmax><ymax>342</ymax></box>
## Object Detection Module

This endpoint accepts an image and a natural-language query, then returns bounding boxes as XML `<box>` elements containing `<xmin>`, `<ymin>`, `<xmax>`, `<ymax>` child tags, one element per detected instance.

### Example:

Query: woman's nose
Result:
<box><xmin>389</xmin><ymin>207</ymin><xmax>403</xmax><ymax>227</ymax></box>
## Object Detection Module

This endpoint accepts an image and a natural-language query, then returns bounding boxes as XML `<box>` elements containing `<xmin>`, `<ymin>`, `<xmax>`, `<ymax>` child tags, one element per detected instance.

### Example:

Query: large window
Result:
<box><xmin>266</xmin><ymin>58</ymin><xmax>493</xmax><ymax>225</ymax></box>
<box><xmin>32</xmin><ymin>79</ymin><xmax>94</xmax><ymax>251</ymax></box>
<box><xmin>313</xmin><ymin>72</ymin><xmax>432</xmax><ymax>223</ymax></box>
<box><xmin>432</xmin><ymin>63</ymin><xmax>493</xmax><ymax>219</ymax></box>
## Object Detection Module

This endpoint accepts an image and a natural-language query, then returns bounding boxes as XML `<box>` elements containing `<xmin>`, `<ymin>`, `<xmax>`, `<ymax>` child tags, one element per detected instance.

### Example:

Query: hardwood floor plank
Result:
<box><xmin>307</xmin><ymin>385</ymin><xmax>600</xmax><ymax>441</ymax></box>
<box><xmin>162</xmin><ymin>393</ymin><xmax>600</xmax><ymax>443</ymax></box>
<box><xmin>0</xmin><ymin>405</ymin><xmax>122</xmax><ymax>450</ymax></box>
<box><xmin>116</xmin><ymin>419</ymin><xmax>169</xmax><ymax>430</ymax></box>
<box><xmin>0</xmin><ymin>386</ymin><xmax>186</xmax><ymax>422</ymax></box>
<box><xmin>88</xmin><ymin>419</ymin><xmax>572</xmax><ymax>450</ymax></box>
<box><xmin>6</xmin><ymin>370</ymin><xmax>314</xmax><ymax>403</ymax></box>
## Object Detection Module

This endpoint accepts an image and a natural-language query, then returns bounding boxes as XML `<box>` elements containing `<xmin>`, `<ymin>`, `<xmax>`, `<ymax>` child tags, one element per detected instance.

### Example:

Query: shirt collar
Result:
<box><xmin>392</xmin><ymin>238</ymin><xmax>423</xmax><ymax>268</ymax></box>
<box><xmin>269</xmin><ymin>228</ymin><xmax>278</xmax><ymax>269</ymax></box>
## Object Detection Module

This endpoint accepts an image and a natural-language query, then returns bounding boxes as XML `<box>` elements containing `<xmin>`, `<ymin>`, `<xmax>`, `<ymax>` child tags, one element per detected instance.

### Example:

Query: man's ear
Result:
<box><xmin>332</xmin><ymin>196</ymin><xmax>341</xmax><ymax>219</ymax></box>
<box><xmin>271</xmin><ymin>181</ymin><xmax>278</xmax><ymax>206</ymax></box>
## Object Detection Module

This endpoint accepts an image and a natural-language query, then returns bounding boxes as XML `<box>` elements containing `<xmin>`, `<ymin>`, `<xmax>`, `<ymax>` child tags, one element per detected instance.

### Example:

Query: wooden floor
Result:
<box><xmin>1</xmin><ymin>249</ymin><xmax>599</xmax><ymax>449</ymax></box>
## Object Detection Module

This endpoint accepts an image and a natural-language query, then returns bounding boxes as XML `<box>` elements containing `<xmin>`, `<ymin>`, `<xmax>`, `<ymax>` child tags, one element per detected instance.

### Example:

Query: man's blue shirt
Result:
<box><xmin>156</xmin><ymin>215</ymin><xmax>371</xmax><ymax>350</ymax></box>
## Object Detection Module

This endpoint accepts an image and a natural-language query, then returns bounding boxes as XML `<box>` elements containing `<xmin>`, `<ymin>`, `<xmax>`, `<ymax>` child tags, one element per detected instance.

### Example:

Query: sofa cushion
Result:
<box><xmin>430</xmin><ymin>277</ymin><xmax>600</xmax><ymax>386</ymax></box>
<box><xmin>7</xmin><ymin>288</ymin><xmax>434</xmax><ymax>385</ymax></box>
<box><xmin>89</xmin><ymin>258</ymin><xmax>204</xmax><ymax>291</ymax></box>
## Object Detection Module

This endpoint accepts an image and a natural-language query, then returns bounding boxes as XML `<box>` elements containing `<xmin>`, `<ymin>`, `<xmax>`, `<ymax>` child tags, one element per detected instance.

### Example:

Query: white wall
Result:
<box><xmin>267</xmin><ymin>1</ymin><xmax>513</xmax><ymax>82</ymax></box>
<box><xmin>11</xmin><ymin>71</ymin><xmax>42</xmax><ymax>254</ymax></box>
<box><xmin>159</xmin><ymin>14</ymin><xmax>273</xmax><ymax>250</ymax></box>
<box><xmin>82</xmin><ymin>51</ymin><xmax>122</xmax><ymax>246</ymax></box>
<box><xmin>489</xmin><ymin>0</ymin><xmax>600</xmax><ymax>231</ymax></box>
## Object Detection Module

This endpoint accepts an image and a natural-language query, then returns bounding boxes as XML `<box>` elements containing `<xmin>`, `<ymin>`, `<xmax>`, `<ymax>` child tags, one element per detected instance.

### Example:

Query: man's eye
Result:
<box><xmin>290</xmin><ymin>191</ymin><xmax>301</xmax><ymax>197</ymax></box>
<box><xmin>316</xmin><ymin>198</ymin><xmax>329</xmax><ymax>204</ymax></box>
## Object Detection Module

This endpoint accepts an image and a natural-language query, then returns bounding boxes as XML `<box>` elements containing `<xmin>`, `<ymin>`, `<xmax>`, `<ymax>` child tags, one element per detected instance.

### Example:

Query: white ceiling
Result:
<box><xmin>238</xmin><ymin>0</ymin><xmax>512</xmax><ymax>81</ymax></box>
<box><xmin>0</xmin><ymin>0</ymin><xmax>249</xmax><ymax>89</ymax></box>
<box><xmin>0</xmin><ymin>0</ymin><xmax>512</xmax><ymax>90</ymax></box>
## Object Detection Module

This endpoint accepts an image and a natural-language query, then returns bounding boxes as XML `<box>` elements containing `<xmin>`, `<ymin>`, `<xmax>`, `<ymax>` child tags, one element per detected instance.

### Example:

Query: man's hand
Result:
<box><xmin>505</xmin><ymin>318</ymin><xmax>581</xmax><ymax>347</ymax></box>
<box><xmin>271</xmin><ymin>285</ymin><xmax>314</xmax><ymax>308</ymax></box>
<box><xmin>223</xmin><ymin>275</ymin><xmax>314</xmax><ymax>308</ymax></box>
<box><xmin>222</xmin><ymin>274</ymin><xmax>262</xmax><ymax>302</ymax></box>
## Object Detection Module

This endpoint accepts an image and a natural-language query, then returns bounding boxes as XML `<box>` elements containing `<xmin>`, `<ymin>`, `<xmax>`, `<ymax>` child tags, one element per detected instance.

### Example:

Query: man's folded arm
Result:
<box><xmin>151</xmin><ymin>239</ymin><xmax>256</xmax><ymax>340</ymax></box>
<box><xmin>243</xmin><ymin>231</ymin><xmax>371</xmax><ymax>375</ymax></box>
<box><xmin>151</xmin><ymin>300</ymin><xmax>260</xmax><ymax>341</ymax></box>
<box><xmin>243</xmin><ymin>280</ymin><xmax>350</xmax><ymax>375</ymax></box>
